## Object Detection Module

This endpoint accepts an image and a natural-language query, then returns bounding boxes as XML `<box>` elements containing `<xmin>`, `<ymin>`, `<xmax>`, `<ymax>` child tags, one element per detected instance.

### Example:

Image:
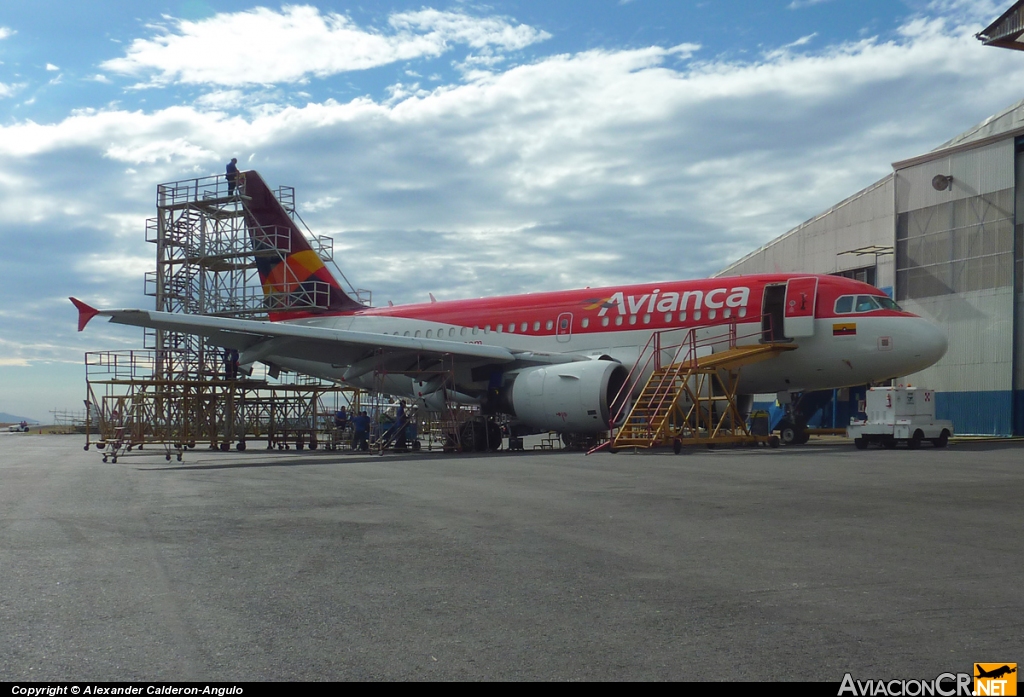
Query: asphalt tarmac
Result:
<box><xmin>1</xmin><ymin>433</ymin><xmax>1021</xmax><ymax>681</ymax></box>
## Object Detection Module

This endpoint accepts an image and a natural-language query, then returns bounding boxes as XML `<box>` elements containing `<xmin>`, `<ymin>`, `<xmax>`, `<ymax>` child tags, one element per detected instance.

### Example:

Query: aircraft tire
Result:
<box><xmin>779</xmin><ymin>422</ymin><xmax>801</xmax><ymax>446</ymax></box>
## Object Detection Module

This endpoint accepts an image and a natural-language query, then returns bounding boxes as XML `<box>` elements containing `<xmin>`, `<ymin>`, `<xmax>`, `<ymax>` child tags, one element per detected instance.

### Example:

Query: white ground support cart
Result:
<box><xmin>847</xmin><ymin>386</ymin><xmax>953</xmax><ymax>449</ymax></box>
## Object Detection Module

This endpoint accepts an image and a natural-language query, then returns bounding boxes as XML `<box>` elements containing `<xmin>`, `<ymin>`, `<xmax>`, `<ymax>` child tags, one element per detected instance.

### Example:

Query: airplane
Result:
<box><xmin>975</xmin><ymin>665</ymin><xmax>1017</xmax><ymax>680</ymax></box>
<box><xmin>71</xmin><ymin>171</ymin><xmax>948</xmax><ymax>448</ymax></box>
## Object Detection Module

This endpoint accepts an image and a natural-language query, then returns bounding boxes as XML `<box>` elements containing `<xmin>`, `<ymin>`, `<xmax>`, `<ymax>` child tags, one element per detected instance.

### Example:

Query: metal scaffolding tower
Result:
<box><xmin>85</xmin><ymin>172</ymin><xmax>369</xmax><ymax>460</ymax></box>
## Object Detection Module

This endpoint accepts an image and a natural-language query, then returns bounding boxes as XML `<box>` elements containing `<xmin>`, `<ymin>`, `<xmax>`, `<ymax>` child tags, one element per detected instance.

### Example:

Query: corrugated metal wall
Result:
<box><xmin>719</xmin><ymin>175</ymin><xmax>895</xmax><ymax>288</ymax></box>
<box><xmin>896</xmin><ymin>139</ymin><xmax>1016</xmax><ymax>434</ymax></box>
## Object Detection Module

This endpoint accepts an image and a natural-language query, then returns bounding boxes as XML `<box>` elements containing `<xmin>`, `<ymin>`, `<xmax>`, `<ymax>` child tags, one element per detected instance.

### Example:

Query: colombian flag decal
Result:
<box><xmin>833</xmin><ymin>322</ymin><xmax>857</xmax><ymax>336</ymax></box>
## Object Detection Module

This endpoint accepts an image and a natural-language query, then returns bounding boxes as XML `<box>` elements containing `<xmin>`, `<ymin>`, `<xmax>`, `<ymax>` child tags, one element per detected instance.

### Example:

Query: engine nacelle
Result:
<box><xmin>500</xmin><ymin>360</ymin><xmax>628</xmax><ymax>434</ymax></box>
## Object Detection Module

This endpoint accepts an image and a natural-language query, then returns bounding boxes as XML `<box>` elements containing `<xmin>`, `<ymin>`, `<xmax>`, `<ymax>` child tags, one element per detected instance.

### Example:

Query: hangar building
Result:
<box><xmin>718</xmin><ymin>99</ymin><xmax>1024</xmax><ymax>435</ymax></box>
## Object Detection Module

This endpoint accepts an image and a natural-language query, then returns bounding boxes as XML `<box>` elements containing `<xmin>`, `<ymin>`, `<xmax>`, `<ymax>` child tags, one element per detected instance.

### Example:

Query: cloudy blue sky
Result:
<box><xmin>1</xmin><ymin>0</ymin><xmax>1021</xmax><ymax>421</ymax></box>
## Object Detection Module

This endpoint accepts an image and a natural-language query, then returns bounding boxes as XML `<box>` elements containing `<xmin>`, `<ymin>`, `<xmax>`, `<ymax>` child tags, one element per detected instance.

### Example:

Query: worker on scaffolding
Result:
<box><xmin>351</xmin><ymin>410</ymin><xmax>370</xmax><ymax>452</ymax></box>
<box><xmin>379</xmin><ymin>400</ymin><xmax>408</xmax><ymax>451</ymax></box>
<box><xmin>226</xmin><ymin>157</ymin><xmax>239</xmax><ymax>196</ymax></box>
<box><xmin>333</xmin><ymin>406</ymin><xmax>348</xmax><ymax>447</ymax></box>
<box><xmin>223</xmin><ymin>347</ymin><xmax>239</xmax><ymax>380</ymax></box>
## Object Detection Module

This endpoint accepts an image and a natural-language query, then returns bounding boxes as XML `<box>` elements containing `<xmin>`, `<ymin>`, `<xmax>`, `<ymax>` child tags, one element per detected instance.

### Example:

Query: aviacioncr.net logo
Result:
<box><xmin>838</xmin><ymin>673</ymin><xmax>973</xmax><ymax>696</ymax></box>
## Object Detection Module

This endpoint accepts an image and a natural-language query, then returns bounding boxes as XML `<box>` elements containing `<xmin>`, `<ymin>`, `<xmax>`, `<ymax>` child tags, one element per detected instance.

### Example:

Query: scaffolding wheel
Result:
<box><xmin>219</xmin><ymin>442</ymin><xmax>230</xmax><ymax>452</ymax></box>
<box><xmin>673</xmin><ymin>439</ymin><xmax>683</xmax><ymax>455</ymax></box>
<box><xmin>165</xmin><ymin>453</ymin><xmax>171</xmax><ymax>461</ymax></box>
<box><xmin>236</xmin><ymin>441</ymin><xmax>246</xmax><ymax>452</ymax></box>
<box><xmin>102</xmin><ymin>455</ymin><xmax>108</xmax><ymax>463</ymax></box>
<box><xmin>176</xmin><ymin>453</ymin><xmax>182</xmax><ymax>462</ymax></box>
<box><xmin>111</xmin><ymin>456</ymin><xmax>117</xmax><ymax>463</ymax></box>
<box><xmin>83</xmin><ymin>444</ymin><xmax>89</xmax><ymax>451</ymax></box>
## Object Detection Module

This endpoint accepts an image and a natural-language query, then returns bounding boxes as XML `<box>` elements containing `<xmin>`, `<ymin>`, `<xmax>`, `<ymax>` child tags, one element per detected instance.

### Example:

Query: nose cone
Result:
<box><xmin>904</xmin><ymin>317</ymin><xmax>948</xmax><ymax>374</ymax></box>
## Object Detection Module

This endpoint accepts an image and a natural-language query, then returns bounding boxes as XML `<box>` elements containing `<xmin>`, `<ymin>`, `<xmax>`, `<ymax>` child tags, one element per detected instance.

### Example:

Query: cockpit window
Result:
<box><xmin>855</xmin><ymin>296</ymin><xmax>879</xmax><ymax>312</ymax></box>
<box><xmin>835</xmin><ymin>294</ymin><xmax>903</xmax><ymax>314</ymax></box>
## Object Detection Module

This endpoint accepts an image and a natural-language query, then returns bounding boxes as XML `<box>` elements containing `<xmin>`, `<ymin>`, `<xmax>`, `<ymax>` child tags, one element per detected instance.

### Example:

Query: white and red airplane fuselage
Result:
<box><xmin>268</xmin><ymin>273</ymin><xmax>946</xmax><ymax>431</ymax></box>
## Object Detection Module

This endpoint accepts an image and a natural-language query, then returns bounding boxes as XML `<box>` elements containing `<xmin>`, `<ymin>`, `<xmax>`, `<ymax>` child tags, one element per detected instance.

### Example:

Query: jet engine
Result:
<box><xmin>498</xmin><ymin>360</ymin><xmax>628</xmax><ymax>434</ymax></box>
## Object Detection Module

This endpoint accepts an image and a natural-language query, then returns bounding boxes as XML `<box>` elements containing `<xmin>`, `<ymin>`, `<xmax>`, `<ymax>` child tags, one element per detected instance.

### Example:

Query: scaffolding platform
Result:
<box><xmin>85</xmin><ymin>170</ymin><xmax>370</xmax><ymax>462</ymax></box>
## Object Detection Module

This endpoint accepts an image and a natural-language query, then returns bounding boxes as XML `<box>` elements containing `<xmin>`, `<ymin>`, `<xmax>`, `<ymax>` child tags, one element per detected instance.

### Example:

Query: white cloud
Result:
<box><xmin>0</xmin><ymin>27</ymin><xmax>14</xmax><ymax>40</ymax></box>
<box><xmin>100</xmin><ymin>5</ymin><xmax>550</xmax><ymax>87</ymax></box>
<box><xmin>45</xmin><ymin>63</ymin><xmax>59</xmax><ymax>71</ymax></box>
<box><xmin>788</xmin><ymin>0</ymin><xmax>835</xmax><ymax>9</ymax></box>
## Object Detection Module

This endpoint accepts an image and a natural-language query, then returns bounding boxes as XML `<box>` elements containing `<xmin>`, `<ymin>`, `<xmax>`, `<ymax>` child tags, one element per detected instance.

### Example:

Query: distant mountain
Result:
<box><xmin>0</xmin><ymin>413</ymin><xmax>39</xmax><ymax>424</ymax></box>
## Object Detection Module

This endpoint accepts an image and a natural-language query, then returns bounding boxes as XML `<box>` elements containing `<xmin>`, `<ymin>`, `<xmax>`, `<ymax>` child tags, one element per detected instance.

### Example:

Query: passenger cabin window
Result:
<box><xmin>545</xmin><ymin>320</ymin><xmax>553</xmax><ymax>331</ymax></box>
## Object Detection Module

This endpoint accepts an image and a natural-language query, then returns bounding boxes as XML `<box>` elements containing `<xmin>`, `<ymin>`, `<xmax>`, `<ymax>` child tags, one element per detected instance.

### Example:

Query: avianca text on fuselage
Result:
<box><xmin>594</xmin><ymin>286</ymin><xmax>751</xmax><ymax>317</ymax></box>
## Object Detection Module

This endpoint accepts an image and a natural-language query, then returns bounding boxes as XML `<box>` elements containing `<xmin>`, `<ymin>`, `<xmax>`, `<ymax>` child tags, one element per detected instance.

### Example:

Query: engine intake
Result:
<box><xmin>499</xmin><ymin>360</ymin><xmax>628</xmax><ymax>434</ymax></box>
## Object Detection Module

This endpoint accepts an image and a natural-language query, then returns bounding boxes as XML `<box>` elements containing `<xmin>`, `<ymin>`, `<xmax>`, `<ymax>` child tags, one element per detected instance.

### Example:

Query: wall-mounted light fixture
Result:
<box><xmin>931</xmin><ymin>174</ymin><xmax>954</xmax><ymax>191</ymax></box>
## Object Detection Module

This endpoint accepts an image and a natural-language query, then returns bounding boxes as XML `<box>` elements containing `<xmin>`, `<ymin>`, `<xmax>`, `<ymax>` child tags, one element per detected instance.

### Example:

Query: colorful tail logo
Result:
<box><xmin>242</xmin><ymin>171</ymin><xmax>362</xmax><ymax>320</ymax></box>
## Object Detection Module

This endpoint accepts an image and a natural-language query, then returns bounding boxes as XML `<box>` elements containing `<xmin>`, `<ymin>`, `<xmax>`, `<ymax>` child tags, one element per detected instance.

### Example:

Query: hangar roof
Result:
<box><xmin>893</xmin><ymin>97</ymin><xmax>1024</xmax><ymax>169</ymax></box>
<box><xmin>977</xmin><ymin>1</ymin><xmax>1024</xmax><ymax>51</ymax></box>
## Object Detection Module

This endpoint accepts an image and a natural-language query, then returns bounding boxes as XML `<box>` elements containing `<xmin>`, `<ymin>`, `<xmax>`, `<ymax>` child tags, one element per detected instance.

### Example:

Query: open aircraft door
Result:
<box><xmin>783</xmin><ymin>277</ymin><xmax>818</xmax><ymax>338</ymax></box>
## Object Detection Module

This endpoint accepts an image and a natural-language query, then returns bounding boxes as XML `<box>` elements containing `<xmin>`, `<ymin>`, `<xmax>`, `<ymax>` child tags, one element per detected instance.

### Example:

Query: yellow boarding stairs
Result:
<box><xmin>600</xmin><ymin>325</ymin><xmax>796</xmax><ymax>453</ymax></box>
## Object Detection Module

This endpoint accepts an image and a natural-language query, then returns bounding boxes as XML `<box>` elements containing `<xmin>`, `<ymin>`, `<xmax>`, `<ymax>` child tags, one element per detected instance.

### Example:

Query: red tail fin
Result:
<box><xmin>242</xmin><ymin>171</ymin><xmax>362</xmax><ymax>320</ymax></box>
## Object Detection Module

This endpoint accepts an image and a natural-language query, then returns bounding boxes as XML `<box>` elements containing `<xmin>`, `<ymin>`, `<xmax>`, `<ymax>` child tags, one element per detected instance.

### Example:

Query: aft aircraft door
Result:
<box><xmin>783</xmin><ymin>277</ymin><xmax>818</xmax><ymax>338</ymax></box>
<box><xmin>556</xmin><ymin>312</ymin><xmax>573</xmax><ymax>343</ymax></box>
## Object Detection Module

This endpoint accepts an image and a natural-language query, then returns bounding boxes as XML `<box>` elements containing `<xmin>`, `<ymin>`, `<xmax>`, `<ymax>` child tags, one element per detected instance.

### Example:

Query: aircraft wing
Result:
<box><xmin>70</xmin><ymin>299</ymin><xmax>573</xmax><ymax>380</ymax></box>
